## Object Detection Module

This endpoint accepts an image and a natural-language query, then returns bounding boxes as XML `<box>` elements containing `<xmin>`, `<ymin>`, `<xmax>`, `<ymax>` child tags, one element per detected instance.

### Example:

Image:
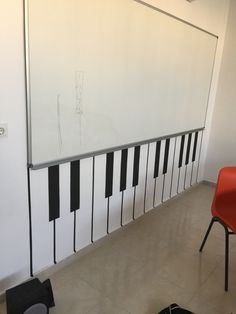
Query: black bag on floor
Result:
<box><xmin>158</xmin><ymin>303</ymin><xmax>194</xmax><ymax>314</ymax></box>
<box><xmin>6</xmin><ymin>278</ymin><xmax>55</xmax><ymax>314</ymax></box>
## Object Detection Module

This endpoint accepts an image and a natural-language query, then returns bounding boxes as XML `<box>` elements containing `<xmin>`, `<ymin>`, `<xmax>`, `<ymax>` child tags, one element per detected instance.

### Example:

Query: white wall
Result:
<box><xmin>0</xmin><ymin>1</ymin><xmax>29</xmax><ymax>293</ymax></box>
<box><xmin>0</xmin><ymin>0</ymin><xmax>230</xmax><ymax>295</ymax></box>
<box><xmin>204</xmin><ymin>0</ymin><xmax>236</xmax><ymax>182</ymax></box>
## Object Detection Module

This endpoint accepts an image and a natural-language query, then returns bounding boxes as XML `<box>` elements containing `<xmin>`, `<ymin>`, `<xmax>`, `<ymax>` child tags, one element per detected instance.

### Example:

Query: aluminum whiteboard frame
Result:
<box><xmin>24</xmin><ymin>0</ymin><xmax>217</xmax><ymax>170</ymax></box>
<box><xmin>24</xmin><ymin>0</ymin><xmax>33</xmax><ymax>166</ymax></box>
<box><xmin>28</xmin><ymin>127</ymin><xmax>204</xmax><ymax>170</ymax></box>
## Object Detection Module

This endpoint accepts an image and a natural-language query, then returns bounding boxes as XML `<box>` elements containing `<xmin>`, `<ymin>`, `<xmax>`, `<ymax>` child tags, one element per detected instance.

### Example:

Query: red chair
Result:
<box><xmin>199</xmin><ymin>167</ymin><xmax>236</xmax><ymax>291</ymax></box>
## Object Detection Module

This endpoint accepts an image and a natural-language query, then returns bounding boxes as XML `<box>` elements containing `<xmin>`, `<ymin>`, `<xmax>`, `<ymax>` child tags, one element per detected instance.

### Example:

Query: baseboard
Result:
<box><xmin>202</xmin><ymin>180</ymin><xmax>216</xmax><ymax>187</ymax></box>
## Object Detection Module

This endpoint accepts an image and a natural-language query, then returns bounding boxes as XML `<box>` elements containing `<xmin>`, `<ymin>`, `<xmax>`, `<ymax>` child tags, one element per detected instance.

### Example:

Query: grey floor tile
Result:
<box><xmin>50</xmin><ymin>277</ymin><xmax>107</xmax><ymax>314</ymax></box>
<box><xmin>186</xmin><ymin>260</ymin><xmax>236</xmax><ymax>314</ymax></box>
<box><xmin>110</xmin><ymin>264</ymin><xmax>194</xmax><ymax>314</ymax></box>
<box><xmin>0</xmin><ymin>302</ymin><xmax>6</xmax><ymax>314</ymax></box>
<box><xmin>87</xmin><ymin>298</ymin><xmax>130</xmax><ymax>314</ymax></box>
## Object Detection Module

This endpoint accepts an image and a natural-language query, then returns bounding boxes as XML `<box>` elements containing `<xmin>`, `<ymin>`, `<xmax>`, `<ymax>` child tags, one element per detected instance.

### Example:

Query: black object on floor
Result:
<box><xmin>6</xmin><ymin>278</ymin><xmax>55</xmax><ymax>314</ymax></box>
<box><xmin>158</xmin><ymin>303</ymin><xmax>194</xmax><ymax>314</ymax></box>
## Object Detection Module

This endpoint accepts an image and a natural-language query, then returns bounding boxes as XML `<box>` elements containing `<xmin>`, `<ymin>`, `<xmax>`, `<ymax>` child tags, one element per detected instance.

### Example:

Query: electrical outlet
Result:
<box><xmin>0</xmin><ymin>123</ymin><xmax>8</xmax><ymax>137</ymax></box>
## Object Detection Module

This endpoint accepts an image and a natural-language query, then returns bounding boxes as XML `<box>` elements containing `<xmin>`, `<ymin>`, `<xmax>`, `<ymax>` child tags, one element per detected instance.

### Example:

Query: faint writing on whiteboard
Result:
<box><xmin>75</xmin><ymin>70</ymin><xmax>85</xmax><ymax>145</ymax></box>
<box><xmin>75</xmin><ymin>70</ymin><xmax>84</xmax><ymax>115</ymax></box>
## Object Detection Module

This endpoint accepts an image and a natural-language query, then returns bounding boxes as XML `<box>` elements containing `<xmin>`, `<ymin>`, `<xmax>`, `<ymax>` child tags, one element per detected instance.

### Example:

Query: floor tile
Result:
<box><xmin>186</xmin><ymin>260</ymin><xmax>236</xmax><ymax>314</ymax></box>
<box><xmin>52</xmin><ymin>240</ymin><xmax>146</xmax><ymax>301</ymax></box>
<box><xmin>0</xmin><ymin>303</ymin><xmax>6</xmax><ymax>314</ymax></box>
<box><xmin>50</xmin><ymin>277</ymin><xmax>107</xmax><ymax>314</ymax></box>
<box><xmin>87</xmin><ymin>298</ymin><xmax>130</xmax><ymax>314</ymax></box>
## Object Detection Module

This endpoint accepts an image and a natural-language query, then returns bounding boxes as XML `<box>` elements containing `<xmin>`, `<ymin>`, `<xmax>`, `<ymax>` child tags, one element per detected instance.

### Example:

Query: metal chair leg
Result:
<box><xmin>199</xmin><ymin>217</ymin><xmax>215</xmax><ymax>252</ymax></box>
<box><xmin>224</xmin><ymin>226</ymin><xmax>229</xmax><ymax>291</ymax></box>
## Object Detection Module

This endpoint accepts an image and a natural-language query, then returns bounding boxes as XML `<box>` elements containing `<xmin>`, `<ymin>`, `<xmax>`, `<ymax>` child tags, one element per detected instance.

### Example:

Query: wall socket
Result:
<box><xmin>0</xmin><ymin>123</ymin><xmax>8</xmax><ymax>137</ymax></box>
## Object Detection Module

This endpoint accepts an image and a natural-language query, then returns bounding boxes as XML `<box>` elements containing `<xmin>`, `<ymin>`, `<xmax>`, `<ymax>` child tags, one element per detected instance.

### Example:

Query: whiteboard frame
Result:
<box><xmin>28</xmin><ymin>127</ymin><xmax>204</xmax><ymax>169</ymax></box>
<box><xmin>24</xmin><ymin>0</ymin><xmax>218</xmax><ymax>170</ymax></box>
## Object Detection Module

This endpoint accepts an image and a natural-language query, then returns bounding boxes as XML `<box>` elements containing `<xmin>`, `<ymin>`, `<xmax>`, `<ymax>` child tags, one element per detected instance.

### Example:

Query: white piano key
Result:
<box><xmin>122</xmin><ymin>147</ymin><xmax>135</xmax><ymax>225</ymax></box>
<box><xmin>191</xmin><ymin>131</ymin><xmax>203</xmax><ymax>185</ymax></box>
<box><xmin>153</xmin><ymin>140</ymin><xmax>165</xmax><ymax>207</ymax></box>
<box><xmin>76</xmin><ymin>157</ymin><xmax>93</xmax><ymax>250</ymax></box>
<box><xmin>171</xmin><ymin>136</ymin><xmax>182</xmax><ymax>197</ymax></box>
<box><xmin>184</xmin><ymin>133</ymin><xmax>195</xmax><ymax>189</ymax></box>
<box><xmin>93</xmin><ymin>154</ymin><xmax>107</xmax><ymax>241</ymax></box>
<box><xmin>109</xmin><ymin>150</ymin><xmax>122</xmax><ymax>233</ymax></box>
<box><xmin>134</xmin><ymin>144</ymin><xmax>148</xmax><ymax>219</ymax></box>
<box><xmin>178</xmin><ymin>136</ymin><xmax>188</xmax><ymax>194</ymax></box>
<box><xmin>56</xmin><ymin>163</ymin><xmax>74</xmax><ymax>262</ymax></box>
<box><xmin>30</xmin><ymin>168</ymin><xmax>53</xmax><ymax>273</ymax></box>
<box><xmin>144</xmin><ymin>142</ymin><xmax>156</xmax><ymax>212</ymax></box>
<box><xmin>162</xmin><ymin>137</ymin><xmax>176</xmax><ymax>202</ymax></box>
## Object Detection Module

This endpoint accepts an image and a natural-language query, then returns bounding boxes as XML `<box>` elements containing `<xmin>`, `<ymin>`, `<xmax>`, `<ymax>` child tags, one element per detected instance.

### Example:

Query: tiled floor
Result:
<box><xmin>1</xmin><ymin>183</ymin><xmax>236</xmax><ymax>313</ymax></box>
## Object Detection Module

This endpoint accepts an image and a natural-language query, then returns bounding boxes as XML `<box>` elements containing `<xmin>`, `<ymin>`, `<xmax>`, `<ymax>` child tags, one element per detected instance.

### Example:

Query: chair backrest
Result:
<box><xmin>212</xmin><ymin>167</ymin><xmax>236</xmax><ymax>217</ymax></box>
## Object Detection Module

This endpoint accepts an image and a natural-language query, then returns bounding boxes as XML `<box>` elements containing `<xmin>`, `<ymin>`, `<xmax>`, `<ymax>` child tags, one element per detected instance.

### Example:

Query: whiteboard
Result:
<box><xmin>25</xmin><ymin>0</ymin><xmax>217</xmax><ymax>167</ymax></box>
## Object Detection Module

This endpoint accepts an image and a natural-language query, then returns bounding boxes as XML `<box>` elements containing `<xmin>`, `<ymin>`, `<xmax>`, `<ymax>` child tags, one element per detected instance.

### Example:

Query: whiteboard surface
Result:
<box><xmin>26</xmin><ymin>0</ymin><xmax>217</xmax><ymax>166</ymax></box>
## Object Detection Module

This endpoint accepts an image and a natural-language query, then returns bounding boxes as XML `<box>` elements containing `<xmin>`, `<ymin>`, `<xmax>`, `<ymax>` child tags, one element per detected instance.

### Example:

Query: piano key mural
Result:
<box><xmin>28</xmin><ymin>129</ymin><xmax>203</xmax><ymax>275</ymax></box>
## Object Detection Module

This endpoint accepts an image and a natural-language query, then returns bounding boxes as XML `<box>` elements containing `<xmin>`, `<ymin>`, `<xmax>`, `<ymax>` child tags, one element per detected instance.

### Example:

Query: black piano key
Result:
<box><xmin>105</xmin><ymin>152</ymin><xmax>114</xmax><ymax>198</ymax></box>
<box><xmin>192</xmin><ymin>132</ymin><xmax>199</xmax><ymax>162</ymax></box>
<box><xmin>154</xmin><ymin>141</ymin><xmax>161</xmax><ymax>178</ymax></box>
<box><xmin>48</xmin><ymin>165</ymin><xmax>60</xmax><ymax>221</ymax></box>
<box><xmin>185</xmin><ymin>133</ymin><xmax>192</xmax><ymax>165</ymax></box>
<box><xmin>178</xmin><ymin>135</ymin><xmax>185</xmax><ymax>168</ymax></box>
<box><xmin>163</xmin><ymin>138</ymin><xmax>170</xmax><ymax>174</ymax></box>
<box><xmin>120</xmin><ymin>149</ymin><xmax>128</xmax><ymax>192</ymax></box>
<box><xmin>70</xmin><ymin>160</ymin><xmax>80</xmax><ymax>212</ymax></box>
<box><xmin>132</xmin><ymin>146</ymin><xmax>140</xmax><ymax>187</ymax></box>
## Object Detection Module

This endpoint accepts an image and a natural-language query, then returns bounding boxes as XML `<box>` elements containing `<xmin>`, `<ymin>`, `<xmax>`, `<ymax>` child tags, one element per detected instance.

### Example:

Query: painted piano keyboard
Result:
<box><xmin>29</xmin><ymin>129</ymin><xmax>203</xmax><ymax>275</ymax></box>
